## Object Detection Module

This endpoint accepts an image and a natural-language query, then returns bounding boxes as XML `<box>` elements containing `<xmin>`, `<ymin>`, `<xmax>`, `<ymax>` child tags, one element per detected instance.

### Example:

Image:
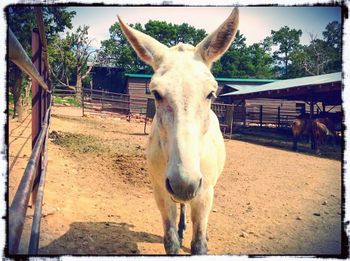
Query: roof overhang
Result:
<box><xmin>220</xmin><ymin>72</ymin><xmax>342</xmax><ymax>105</ymax></box>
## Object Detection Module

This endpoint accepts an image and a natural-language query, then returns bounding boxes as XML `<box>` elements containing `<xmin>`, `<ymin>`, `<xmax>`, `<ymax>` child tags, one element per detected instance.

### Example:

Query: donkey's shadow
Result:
<box><xmin>39</xmin><ymin>222</ymin><xmax>163</xmax><ymax>255</ymax></box>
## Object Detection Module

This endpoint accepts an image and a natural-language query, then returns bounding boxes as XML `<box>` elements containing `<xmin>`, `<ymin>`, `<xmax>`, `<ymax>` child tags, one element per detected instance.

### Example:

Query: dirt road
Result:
<box><xmin>9</xmin><ymin>106</ymin><xmax>342</xmax><ymax>255</ymax></box>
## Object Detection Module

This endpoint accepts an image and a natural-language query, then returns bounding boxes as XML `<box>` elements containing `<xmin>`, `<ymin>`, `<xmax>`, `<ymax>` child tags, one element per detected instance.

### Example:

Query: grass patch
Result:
<box><xmin>49</xmin><ymin>131</ymin><xmax>107</xmax><ymax>154</ymax></box>
<box><xmin>53</xmin><ymin>96</ymin><xmax>81</xmax><ymax>107</ymax></box>
<box><xmin>9</xmin><ymin>93</ymin><xmax>14</xmax><ymax>103</ymax></box>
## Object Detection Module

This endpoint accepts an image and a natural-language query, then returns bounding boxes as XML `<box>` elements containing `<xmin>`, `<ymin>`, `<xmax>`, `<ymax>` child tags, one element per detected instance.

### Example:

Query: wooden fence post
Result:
<box><xmin>102</xmin><ymin>90</ymin><xmax>105</xmax><ymax>111</ymax></box>
<box><xmin>259</xmin><ymin>105</ymin><xmax>263</xmax><ymax>127</ymax></box>
<box><xmin>277</xmin><ymin>106</ymin><xmax>281</xmax><ymax>128</ymax></box>
<box><xmin>310</xmin><ymin>101</ymin><xmax>315</xmax><ymax>149</ymax></box>
<box><xmin>82</xmin><ymin>88</ymin><xmax>85</xmax><ymax>116</ymax></box>
<box><xmin>243</xmin><ymin>106</ymin><xmax>246</xmax><ymax>127</ymax></box>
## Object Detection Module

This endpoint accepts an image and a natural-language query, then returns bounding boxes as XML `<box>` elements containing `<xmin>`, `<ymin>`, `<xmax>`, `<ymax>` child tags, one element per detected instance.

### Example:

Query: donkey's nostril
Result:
<box><xmin>198</xmin><ymin>178</ymin><xmax>203</xmax><ymax>190</ymax></box>
<box><xmin>166</xmin><ymin>178</ymin><xmax>175</xmax><ymax>195</ymax></box>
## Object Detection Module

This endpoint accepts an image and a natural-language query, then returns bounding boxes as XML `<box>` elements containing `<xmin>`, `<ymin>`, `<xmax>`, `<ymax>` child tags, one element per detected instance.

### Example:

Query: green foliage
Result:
<box><xmin>100</xmin><ymin>23</ymin><xmax>148</xmax><ymax>73</ymax></box>
<box><xmin>7</xmin><ymin>6</ymin><xmax>75</xmax><ymax>53</ymax></box>
<box><xmin>53</xmin><ymin>96</ymin><xmax>81</xmax><ymax>107</ymax></box>
<box><xmin>99</xmin><ymin>20</ymin><xmax>207</xmax><ymax>74</ymax></box>
<box><xmin>322</xmin><ymin>21</ymin><xmax>342</xmax><ymax>73</ymax></box>
<box><xmin>50</xmin><ymin>25</ymin><xmax>98</xmax><ymax>94</ymax></box>
<box><xmin>212</xmin><ymin>31</ymin><xmax>275</xmax><ymax>78</ymax></box>
<box><xmin>98</xmin><ymin>16</ymin><xmax>343</xmax><ymax>80</ymax></box>
<box><xmin>288</xmin><ymin>21</ymin><xmax>342</xmax><ymax>77</ymax></box>
<box><xmin>9</xmin><ymin>5</ymin><xmax>341</xmax><ymax>87</ymax></box>
<box><xmin>7</xmin><ymin>6</ymin><xmax>75</xmax><ymax>117</ymax></box>
<box><xmin>8</xmin><ymin>93</ymin><xmax>14</xmax><ymax>104</ymax></box>
<box><xmin>271</xmin><ymin>26</ymin><xmax>303</xmax><ymax>78</ymax></box>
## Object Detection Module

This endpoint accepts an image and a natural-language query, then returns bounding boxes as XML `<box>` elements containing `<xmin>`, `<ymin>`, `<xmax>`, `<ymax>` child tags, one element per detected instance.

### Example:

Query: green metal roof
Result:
<box><xmin>221</xmin><ymin>72</ymin><xmax>341</xmax><ymax>97</ymax></box>
<box><xmin>125</xmin><ymin>73</ymin><xmax>276</xmax><ymax>83</ymax></box>
<box><xmin>225</xmin><ymin>84</ymin><xmax>263</xmax><ymax>92</ymax></box>
<box><xmin>125</xmin><ymin>73</ymin><xmax>153</xmax><ymax>78</ymax></box>
<box><xmin>215</xmin><ymin>77</ymin><xmax>276</xmax><ymax>83</ymax></box>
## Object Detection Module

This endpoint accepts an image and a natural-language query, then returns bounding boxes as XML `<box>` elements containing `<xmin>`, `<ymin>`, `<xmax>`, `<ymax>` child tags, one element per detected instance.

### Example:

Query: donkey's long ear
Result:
<box><xmin>195</xmin><ymin>8</ymin><xmax>239</xmax><ymax>68</ymax></box>
<box><xmin>118</xmin><ymin>16</ymin><xmax>168</xmax><ymax>70</ymax></box>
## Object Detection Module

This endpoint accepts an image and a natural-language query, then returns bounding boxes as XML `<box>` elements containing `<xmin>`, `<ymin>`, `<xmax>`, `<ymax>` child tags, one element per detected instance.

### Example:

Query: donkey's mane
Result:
<box><xmin>170</xmin><ymin>43</ymin><xmax>195</xmax><ymax>53</ymax></box>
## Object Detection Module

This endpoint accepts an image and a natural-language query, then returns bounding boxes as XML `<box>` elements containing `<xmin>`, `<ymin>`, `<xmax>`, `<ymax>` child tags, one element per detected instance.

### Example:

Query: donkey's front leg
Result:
<box><xmin>153</xmin><ymin>185</ymin><xmax>180</xmax><ymax>254</ymax></box>
<box><xmin>190</xmin><ymin>187</ymin><xmax>214</xmax><ymax>255</ymax></box>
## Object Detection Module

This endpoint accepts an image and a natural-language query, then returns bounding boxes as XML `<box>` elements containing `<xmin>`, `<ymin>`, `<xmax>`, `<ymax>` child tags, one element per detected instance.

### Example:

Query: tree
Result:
<box><xmin>246</xmin><ymin>43</ymin><xmax>274</xmax><ymax>78</ymax></box>
<box><xmin>289</xmin><ymin>21</ymin><xmax>341</xmax><ymax>77</ymax></box>
<box><xmin>271</xmin><ymin>26</ymin><xmax>302</xmax><ymax>78</ymax></box>
<box><xmin>212</xmin><ymin>31</ymin><xmax>275</xmax><ymax>79</ymax></box>
<box><xmin>99</xmin><ymin>20</ymin><xmax>207</xmax><ymax>74</ymax></box>
<box><xmin>212</xmin><ymin>30</ymin><xmax>250</xmax><ymax>77</ymax></box>
<box><xmin>322</xmin><ymin>21</ymin><xmax>341</xmax><ymax>73</ymax></box>
<box><xmin>99</xmin><ymin>22</ymin><xmax>147</xmax><ymax>73</ymax></box>
<box><xmin>7</xmin><ymin>6</ymin><xmax>75</xmax><ymax>120</ymax></box>
<box><xmin>50</xmin><ymin>25</ymin><xmax>99</xmax><ymax>101</ymax></box>
<box><xmin>291</xmin><ymin>35</ymin><xmax>331</xmax><ymax>76</ymax></box>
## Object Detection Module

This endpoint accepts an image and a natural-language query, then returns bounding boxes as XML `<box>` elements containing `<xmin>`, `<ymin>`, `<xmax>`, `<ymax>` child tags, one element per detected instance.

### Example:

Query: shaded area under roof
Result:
<box><xmin>221</xmin><ymin>72</ymin><xmax>342</xmax><ymax>105</ymax></box>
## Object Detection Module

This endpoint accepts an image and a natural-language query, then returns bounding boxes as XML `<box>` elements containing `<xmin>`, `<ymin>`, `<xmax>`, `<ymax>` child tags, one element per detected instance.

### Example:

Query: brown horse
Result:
<box><xmin>312</xmin><ymin>117</ymin><xmax>336</xmax><ymax>154</ymax></box>
<box><xmin>292</xmin><ymin>113</ymin><xmax>336</xmax><ymax>154</ymax></box>
<box><xmin>292</xmin><ymin>113</ymin><xmax>313</xmax><ymax>151</ymax></box>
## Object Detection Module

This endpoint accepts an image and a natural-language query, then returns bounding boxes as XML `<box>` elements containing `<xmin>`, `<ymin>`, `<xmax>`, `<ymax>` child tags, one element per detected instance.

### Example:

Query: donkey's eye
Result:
<box><xmin>152</xmin><ymin>91</ymin><xmax>162</xmax><ymax>101</ymax></box>
<box><xmin>206</xmin><ymin>91</ymin><xmax>217</xmax><ymax>100</ymax></box>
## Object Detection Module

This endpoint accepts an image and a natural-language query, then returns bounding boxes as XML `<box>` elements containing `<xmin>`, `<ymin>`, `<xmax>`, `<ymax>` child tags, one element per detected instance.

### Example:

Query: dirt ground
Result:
<box><xmin>8</xmin><ymin>105</ymin><xmax>343</xmax><ymax>256</ymax></box>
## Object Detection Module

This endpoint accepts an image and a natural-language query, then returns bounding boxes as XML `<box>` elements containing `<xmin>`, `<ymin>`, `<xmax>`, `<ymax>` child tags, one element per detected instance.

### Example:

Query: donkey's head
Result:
<box><xmin>119</xmin><ymin>8</ymin><xmax>239</xmax><ymax>202</ymax></box>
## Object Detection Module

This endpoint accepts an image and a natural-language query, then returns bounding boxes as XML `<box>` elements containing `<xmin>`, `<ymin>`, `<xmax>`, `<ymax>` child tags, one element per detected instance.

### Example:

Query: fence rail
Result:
<box><xmin>52</xmin><ymin>86</ymin><xmax>76</xmax><ymax>97</ymax></box>
<box><xmin>82</xmin><ymin>88</ymin><xmax>130</xmax><ymax>115</ymax></box>
<box><xmin>78</xmin><ymin>88</ymin><xmax>303</xmax><ymax>131</ymax></box>
<box><xmin>8</xmin><ymin>7</ymin><xmax>52</xmax><ymax>255</ymax></box>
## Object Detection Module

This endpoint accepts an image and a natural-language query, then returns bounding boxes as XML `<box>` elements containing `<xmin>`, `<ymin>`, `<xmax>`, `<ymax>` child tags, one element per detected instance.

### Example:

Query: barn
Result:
<box><xmin>125</xmin><ymin>73</ymin><xmax>275</xmax><ymax>113</ymax></box>
<box><xmin>90</xmin><ymin>66</ymin><xmax>126</xmax><ymax>93</ymax></box>
<box><xmin>220</xmin><ymin>72</ymin><xmax>342</xmax><ymax>128</ymax></box>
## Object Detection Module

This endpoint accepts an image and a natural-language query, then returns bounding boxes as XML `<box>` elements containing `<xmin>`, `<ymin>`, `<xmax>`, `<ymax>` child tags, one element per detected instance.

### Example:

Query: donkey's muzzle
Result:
<box><xmin>166</xmin><ymin>177</ymin><xmax>202</xmax><ymax>201</ymax></box>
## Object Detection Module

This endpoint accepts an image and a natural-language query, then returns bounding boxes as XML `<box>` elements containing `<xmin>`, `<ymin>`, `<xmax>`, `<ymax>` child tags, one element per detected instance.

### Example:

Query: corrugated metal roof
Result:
<box><xmin>221</xmin><ymin>72</ymin><xmax>341</xmax><ymax>97</ymax></box>
<box><xmin>125</xmin><ymin>73</ymin><xmax>276</xmax><ymax>83</ymax></box>
<box><xmin>125</xmin><ymin>73</ymin><xmax>153</xmax><ymax>78</ymax></box>
<box><xmin>214</xmin><ymin>77</ymin><xmax>276</xmax><ymax>83</ymax></box>
<box><xmin>225</xmin><ymin>84</ymin><xmax>263</xmax><ymax>92</ymax></box>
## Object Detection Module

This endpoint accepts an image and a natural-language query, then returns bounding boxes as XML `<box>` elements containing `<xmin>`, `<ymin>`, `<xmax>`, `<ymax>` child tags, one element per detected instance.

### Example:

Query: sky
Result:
<box><xmin>65</xmin><ymin>6</ymin><xmax>342</xmax><ymax>49</ymax></box>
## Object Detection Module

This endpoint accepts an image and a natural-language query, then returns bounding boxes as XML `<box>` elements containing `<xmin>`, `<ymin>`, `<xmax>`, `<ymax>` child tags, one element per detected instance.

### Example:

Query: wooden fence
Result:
<box><xmin>82</xmin><ymin>88</ymin><xmax>130</xmax><ymax>115</ymax></box>
<box><xmin>67</xmin><ymin>87</ymin><xmax>304</xmax><ymax>130</ymax></box>
<box><xmin>52</xmin><ymin>86</ymin><xmax>76</xmax><ymax>97</ymax></box>
<box><xmin>53</xmin><ymin>87</ymin><xmax>305</xmax><ymax>131</ymax></box>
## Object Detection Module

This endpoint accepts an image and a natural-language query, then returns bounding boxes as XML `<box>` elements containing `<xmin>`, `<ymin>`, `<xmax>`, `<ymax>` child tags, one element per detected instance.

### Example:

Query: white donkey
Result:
<box><xmin>118</xmin><ymin>8</ymin><xmax>239</xmax><ymax>255</ymax></box>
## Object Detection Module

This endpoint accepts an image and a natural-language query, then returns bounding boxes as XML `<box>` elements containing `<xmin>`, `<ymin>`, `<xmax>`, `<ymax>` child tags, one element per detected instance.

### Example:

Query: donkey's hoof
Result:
<box><xmin>191</xmin><ymin>239</ymin><xmax>208</xmax><ymax>255</ymax></box>
<box><xmin>164</xmin><ymin>241</ymin><xmax>180</xmax><ymax>255</ymax></box>
<box><xmin>164</xmin><ymin>233</ymin><xmax>180</xmax><ymax>255</ymax></box>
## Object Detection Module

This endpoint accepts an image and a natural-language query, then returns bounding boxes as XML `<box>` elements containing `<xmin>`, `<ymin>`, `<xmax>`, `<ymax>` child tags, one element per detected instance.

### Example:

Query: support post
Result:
<box><xmin>309</xmin><ymin>100</ymin><xmax>314</xmax><ymax>149</ymax></box>
<box><xmin>259</xmin><ymin>105</ymin><xmax>263</xmax><ymax>127</ymax></box>
<box><xmin>82</xmin><ymin>88</ymin><xmax>85</xmax><ymax>116</ymax></box>
<box><xmin>102</xmin><ymin>90</ymin><xmax>105</xmax><ymax>111</ymax></box>
<box><xmin>243</xmin><ymin>106</ymin><xmax>246</xmax><ymax>127</ymax></box>
<box><xmin>277</xmin><ymin>106</ymin><xmax>281</xmax><ymax>128</ymax></box>
<box><xmin>31</xmin><ymin>28</ymin><xmax>42</xmax><ymax>206</ymax></box>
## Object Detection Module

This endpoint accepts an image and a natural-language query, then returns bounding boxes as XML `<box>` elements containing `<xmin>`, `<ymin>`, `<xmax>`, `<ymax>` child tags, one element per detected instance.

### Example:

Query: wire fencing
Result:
<box><xmin>8</xmin><ymin>7</ymin><xmax>53</xmax><ymax>255</ymax></box>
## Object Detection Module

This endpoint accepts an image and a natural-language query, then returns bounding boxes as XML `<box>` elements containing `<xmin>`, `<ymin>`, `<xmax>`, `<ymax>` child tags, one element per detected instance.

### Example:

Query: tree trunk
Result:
<box><xmin>12</xmin><ymin>68</ymin><xmax>24</xmax><ymax>121</ymax></box>
<box><xmin>21</xmin><ymin>80</ymin><xmax>31</xmax><ymax>116</ymax></box>
<box><xmin>285</xmin><ymin>52</ymin><xmax>288</xmax><ymax>77</ymax></box>
<box><xmin>75</xmin><ymin>73</ymin><xmax>82</xmax><ymax>103</ymax></box>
